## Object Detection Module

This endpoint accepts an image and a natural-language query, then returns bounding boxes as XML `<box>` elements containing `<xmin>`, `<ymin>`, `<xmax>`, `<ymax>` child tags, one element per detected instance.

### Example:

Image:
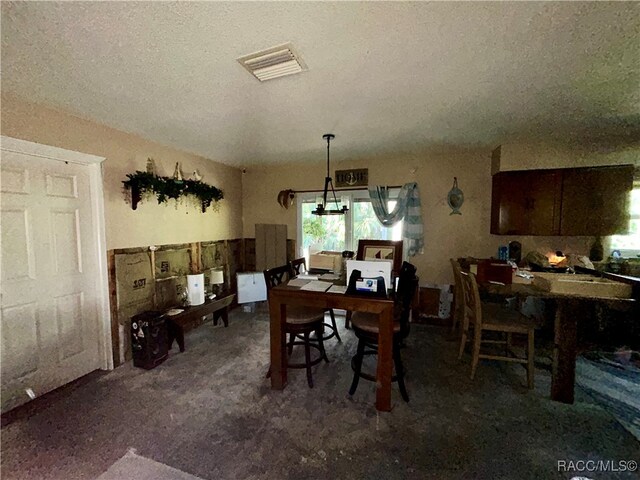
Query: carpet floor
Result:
<box><xmin>1</xmin><ymin>309</ymin><xmax>638</xmax><ymax>479</ymax></box>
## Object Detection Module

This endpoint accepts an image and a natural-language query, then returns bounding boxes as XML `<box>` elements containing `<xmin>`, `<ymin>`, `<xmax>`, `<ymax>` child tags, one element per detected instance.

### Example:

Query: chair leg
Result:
<box><xmin>287</xmin><ymin>332</ymin><xmax>295</xmax><ymax>356</ymax></box>
<box><xmin>527</xmin><ymin>330</ymin><xmax>535</xmax><ymax>389</ymax></box>
<box><xmin>317</xmin><ymin>325</ymin><xmax>329</xmax><ymax>363</ymax></box>
<box><xmin>329</xmin><ymin>309</ymin><xmax>341</xmax><ymax>342</ymax></box>
<box><xmin>348</xmin><ymin>338</ymin><xmax>366</xmax><ymax>396</ymax></box>
<box><xmin>345</xmin><ymin>311</ymin><xmax>352</xmax><ymax>329</ymax></box>
<box><xmin>451</xmin><ymin>304</ymin><xmax>458</xmax><ymax>334</ymax></box>
<box><xmin>304</xmin><ymin>331</ymin><xmax>313</xmax><ymax>388</ymax></box>
<box><xmin>458</xmin><ymin>329</ymin><xmax>467</xmax><ymax>360</ymax></box>
<box><xmin>393</xmin><ymin>345</ymin><xmax>409</xmax><ymax>402</ymax></box>
<box><xmin>470</xmin><ymin>328</ymin><xmax>482</xmax><ymax>380</ymax></box>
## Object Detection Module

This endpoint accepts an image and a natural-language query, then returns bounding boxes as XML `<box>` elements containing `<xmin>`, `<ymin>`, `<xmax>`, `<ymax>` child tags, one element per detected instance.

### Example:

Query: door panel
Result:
<box><xmin>1</xmin><ymin>208</ymin><xmax>36</xmax><ymax>281</ymax></box>
<box><xmin>51</xmin><ymin>209</ymin><xmax>83</xmax><ymax>274</ymax></box>
<box><xmin>1</xmin><ymin>302</ymin><xmax>39</xmax><ymax>381</ymax></box>
<box><xmin>45</xmin><ymin>173</ymin><xmax>78</xmax><ymax>198</ymax></box>
<box><xmin>1</xmin><ymin>149</ymin><xmax>101</xmax><ymax>412</ymax></box>
<box><xmin>55</xmin><ymin>291</ymin><xmax>85</xmax><ymax>359</ymax></box>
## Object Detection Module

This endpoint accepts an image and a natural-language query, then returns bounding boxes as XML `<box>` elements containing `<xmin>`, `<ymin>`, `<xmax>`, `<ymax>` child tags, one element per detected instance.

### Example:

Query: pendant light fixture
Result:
<box><xmin>312</xmin><ymin>134</ymin><xmax>349</xmax><ymax>216</ymax></box>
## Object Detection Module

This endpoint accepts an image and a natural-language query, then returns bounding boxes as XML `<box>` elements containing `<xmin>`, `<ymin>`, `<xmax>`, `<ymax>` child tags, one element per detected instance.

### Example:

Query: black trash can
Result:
<box><xmin>131</xmin><ymin>311</ymin><xmax>168</xmax><ymax>369</ymax></box>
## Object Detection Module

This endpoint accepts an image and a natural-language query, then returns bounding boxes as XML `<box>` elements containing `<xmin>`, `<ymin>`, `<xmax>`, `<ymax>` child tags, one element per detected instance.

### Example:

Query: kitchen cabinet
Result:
<box><xmin>491</xmin><ymin>170</ymin><xmax>562</xmax><ymax>235</ymax></box>
<box><xmin>491</xmin><ymin>165</ymin><xmax>634</xmax><ymax>236</ymax></box>
<box><xmin>559</xmin><ymin>165</ymin><xmax>634</xmax><ymax>235</ymax></box>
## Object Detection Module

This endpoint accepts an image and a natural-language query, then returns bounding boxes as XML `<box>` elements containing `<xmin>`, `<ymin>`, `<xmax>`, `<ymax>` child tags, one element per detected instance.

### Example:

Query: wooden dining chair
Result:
<box><xmin>459</xmin><ymin>270</ymin><xmax>536</xmax><ymax>389</ymax></box>
<box><xmin>348</xmin><ymin>261</ymin><xmax>418</xmax><ymax>402</ymax></box>
<box><xmin>289</xmin><ymin>257</ymin><xmax>341</xmax><ymax>343</ymax></box>
<box><xmin>450</xmin><ymin>258</ymin><xmax>464</xmax><ymax>334</ymax></box>
<box><xmin>264</xmin><ymin>264</ymin><xmax>329</xmax><ymax>388</ymax></box>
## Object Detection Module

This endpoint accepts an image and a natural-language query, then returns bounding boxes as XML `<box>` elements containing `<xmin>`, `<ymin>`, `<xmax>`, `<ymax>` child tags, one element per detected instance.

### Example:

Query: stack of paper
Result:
<box><xmin>288</xmin><ymin>278</ymin><xmax>311</xmax><ymax>287</ymax></box>
<box><xmin>327</xmin><ymin>285</ymin><xmax>347</xmax><ymax>294</ymax></box>
<box><xmin>300</xmin><ymin>280</ymin><xmax>332</xmax><ymax>292</ymax></box>
<box><xmin>319</xmin><ymin>273</ymin><xmax>340</xmax><ymax>281</ymax></box>
<box><xmin>297</xmin><ymin>274</ymin><xmax>319</xmax><ymax>281</ymax></box>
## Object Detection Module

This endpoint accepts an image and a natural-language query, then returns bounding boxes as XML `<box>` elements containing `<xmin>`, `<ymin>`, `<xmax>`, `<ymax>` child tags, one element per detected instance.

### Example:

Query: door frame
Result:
<box><xmin>1</xmin><ymin>136</ymin><xmax>113</xmax><ymax>370</ymax></box>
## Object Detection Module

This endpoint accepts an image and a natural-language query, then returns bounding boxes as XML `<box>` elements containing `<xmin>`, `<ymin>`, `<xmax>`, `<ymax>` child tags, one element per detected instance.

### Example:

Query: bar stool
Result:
<box><xmin>289</xmin><ymin>257</ymin><xmax>342</xmax><ymax>343</ymax></box>
<box><xmin>264</xmin><ymin>264</ymin><xmax>329</xmax><ymax>388</ymax></box>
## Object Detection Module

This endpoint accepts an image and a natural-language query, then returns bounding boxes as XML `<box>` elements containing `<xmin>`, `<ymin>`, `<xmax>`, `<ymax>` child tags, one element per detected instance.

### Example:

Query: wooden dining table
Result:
<box><xmin>267</xmin><ymin>282</ymin><xmax>396</xmax><ymax>411</ymax></box>
<box><xmin>481</xmin><ymin>281</ymin><xmax>635</xmax><ymax>404</ymax></box>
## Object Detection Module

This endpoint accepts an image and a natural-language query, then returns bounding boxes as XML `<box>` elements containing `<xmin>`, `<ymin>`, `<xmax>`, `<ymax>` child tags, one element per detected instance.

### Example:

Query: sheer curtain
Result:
<box><xmin>368</xmin><ymin>182</ymin><xmax>424</xmax><ymax>256</ymax></box>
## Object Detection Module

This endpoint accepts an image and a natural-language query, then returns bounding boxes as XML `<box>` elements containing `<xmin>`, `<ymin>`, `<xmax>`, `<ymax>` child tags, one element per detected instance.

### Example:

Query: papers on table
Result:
<box><xmin>327</xmin><ymin>285</ymin><xmax>347</xmax><ymax>294</ymax></box>
<box><xmin>300</xmin><ymin>280</ymin><xmax>332</xmax><ymax>292</ymax></box>
<box><xmin>165</xmin><ymin>308</ymin><xmax>184</xmax><ymax>316</ymax></box>
<box><xmin>297</xmin><ymin>274</ymin><xmax>319</xmax><ymax>280</ymax></box>
<box><xmin>319</xmin><ymin>273</ymin><xmax>340</xmax><ymax>281</ymax></box>
<box><xmin>288</xmin><ymin>278</ymin><xmax>311</xmax><ymax>287</ymax></box>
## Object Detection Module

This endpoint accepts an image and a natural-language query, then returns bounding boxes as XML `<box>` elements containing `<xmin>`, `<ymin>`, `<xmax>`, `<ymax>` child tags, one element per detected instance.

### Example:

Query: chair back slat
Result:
<box><xmin>460</xmin><ymin>270</ymin><xmax>483</xmax><ymax>329</ymax></box>
<box><xmin>263</xmin><ymin>264</ymin><xmax>291</xmax><ymax>292</ymax></box>
<box><xmin>289</xmin><ymin>257</ymin><xmax>307</xmax><ymax>277</ymax></box>
<box><xmin>450</xmin><ymin>258</ymin><xmax>464</xmax><ymax>328</ymax></box>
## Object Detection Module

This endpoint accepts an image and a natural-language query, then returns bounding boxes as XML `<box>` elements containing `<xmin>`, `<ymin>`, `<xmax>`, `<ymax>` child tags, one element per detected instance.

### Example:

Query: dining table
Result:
<box><xmin>267</xmin><ymin>281</ymin><xmax>396</xmax><ymax>411</ymax></box>
<box><xmin>480</xmin><ymin>281</ymin><xmax>635</xmax><ymax>404</ymax></box>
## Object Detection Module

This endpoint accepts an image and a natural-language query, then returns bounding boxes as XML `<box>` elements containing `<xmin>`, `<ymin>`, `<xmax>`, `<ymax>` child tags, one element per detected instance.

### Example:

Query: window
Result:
<box><xmin>609</xmin><ymin>181</ymin><xmax>640</xmax><ymax>256</ymax></box>
<box><xmin>297</xmin><ymin>190</ymin><xmax>402</xmax><ymax>259</ymax></box>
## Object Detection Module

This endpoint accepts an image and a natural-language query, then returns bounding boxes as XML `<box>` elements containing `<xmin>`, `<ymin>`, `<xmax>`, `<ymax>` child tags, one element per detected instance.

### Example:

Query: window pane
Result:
<box><xmin>609</xmin><ymin>183</ymin><xmax>640</xmax><ymax>252</ymax></box>
<box><xmin>301</xmin><ymin>200</ymin><xmax>346</xmax><ymax>252</ymax></box>
<box><xmin>630</xmin><ymin>188</ymin><xmax>640</xmax><ymax>216</ymax></box>
<box><xmin>352</xmin><ymin>199</ymin><xmax>402</xmax><ymax>247</ymax></box>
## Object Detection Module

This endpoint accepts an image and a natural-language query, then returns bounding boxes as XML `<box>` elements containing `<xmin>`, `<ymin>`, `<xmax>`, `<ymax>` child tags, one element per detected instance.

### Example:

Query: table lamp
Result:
<box><xmin>210</xmin><ymin>269</ymin><xmax>224</xmax><ymax>299</ymax></box>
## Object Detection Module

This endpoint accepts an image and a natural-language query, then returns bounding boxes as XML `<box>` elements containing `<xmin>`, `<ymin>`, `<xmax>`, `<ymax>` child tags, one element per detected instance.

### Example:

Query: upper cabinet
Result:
<box><xmin>491</xmin><ymin>165</ymin><xmax>634</xmax><ymax>236</ymax></box>
<box><xmin>491</xmin><ymin>170</ymin><xmax>562</xmax><ymax>235</ymax></box>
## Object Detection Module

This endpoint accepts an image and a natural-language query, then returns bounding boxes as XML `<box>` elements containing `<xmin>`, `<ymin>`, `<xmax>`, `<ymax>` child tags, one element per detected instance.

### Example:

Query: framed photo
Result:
<box><xmin>356</xmin><ymin>240</ymin><xmax>403</xmax><ymax>275</ymax></box>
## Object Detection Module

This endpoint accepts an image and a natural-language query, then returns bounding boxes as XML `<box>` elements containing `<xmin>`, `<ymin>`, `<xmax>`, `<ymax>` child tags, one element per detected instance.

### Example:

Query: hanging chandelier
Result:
<box><xmin>312</xmin><ymin>134</ymin><xmax>349</xmax><ymax>216</ymax></box>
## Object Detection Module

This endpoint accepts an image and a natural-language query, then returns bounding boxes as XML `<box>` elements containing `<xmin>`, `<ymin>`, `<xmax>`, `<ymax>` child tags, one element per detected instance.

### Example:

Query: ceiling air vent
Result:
<box><xmin>237</xmin><ymin>43</ymin><xmax>307</xmax><ymax>82</ymax></box>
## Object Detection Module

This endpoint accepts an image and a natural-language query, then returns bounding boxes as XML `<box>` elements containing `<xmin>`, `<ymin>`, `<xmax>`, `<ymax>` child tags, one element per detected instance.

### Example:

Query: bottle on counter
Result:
<box><xmin>589</xmin><ymin>236</ymin><xmax>604</xmax><ymax>262</ymax></box>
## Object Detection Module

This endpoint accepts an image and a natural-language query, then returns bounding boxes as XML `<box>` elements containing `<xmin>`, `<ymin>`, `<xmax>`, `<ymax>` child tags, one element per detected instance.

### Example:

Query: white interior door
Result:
<box><xmin>1</xmin><ymin>147</ymin><xmax>104</xmax><ymax>412</ymax></box>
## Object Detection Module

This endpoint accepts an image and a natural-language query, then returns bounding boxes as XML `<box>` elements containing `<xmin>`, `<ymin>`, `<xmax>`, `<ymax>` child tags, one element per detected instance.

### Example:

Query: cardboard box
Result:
<box><xmin>309</xmin><ymin>251</ymin><xmax>342</xmax><ymax>272</ymax></box>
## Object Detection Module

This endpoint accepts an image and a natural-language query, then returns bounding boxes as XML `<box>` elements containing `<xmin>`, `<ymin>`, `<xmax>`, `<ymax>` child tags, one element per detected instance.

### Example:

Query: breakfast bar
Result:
<box><xmin>482</xmin><ymin>280</ymin><xmax>634</xmax><ymax>403</ymax></box>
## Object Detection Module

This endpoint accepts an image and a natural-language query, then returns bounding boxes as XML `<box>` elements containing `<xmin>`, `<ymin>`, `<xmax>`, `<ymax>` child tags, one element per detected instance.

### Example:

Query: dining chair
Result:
<box><xmin>459</xmin><ymin>270</ymin><xmax>536</xmax><ymax>389</ymax></box>
<box><xmin>344</xmin><ymin>240</ymin><xmax>403</xmax><ymax>330</ymax></box>
<box><xmin>264</xmin><ymin>264</ymin><xmax>329</xmax><ymax>388</ymax></box>
<box><xmin>450</xmin><ymin>258</ymin><xmax>465</xmax><ymax>334</ymax></box>
<box><xmin>289</xmin><ymin>257</ymin><xmax>342</xmax><ymax>343</ymax></box>
<box><xmin>348</xmin><ymin>261</ymin><xmax>418</xmax><ymax>402</ymax></box>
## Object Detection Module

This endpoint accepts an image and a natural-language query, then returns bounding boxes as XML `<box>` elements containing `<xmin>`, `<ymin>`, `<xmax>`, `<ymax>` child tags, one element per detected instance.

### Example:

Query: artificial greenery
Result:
<box><xmin>122</xmin><ymin>171</ymin><xmax>223</xmax><ymax>211</ymax></box>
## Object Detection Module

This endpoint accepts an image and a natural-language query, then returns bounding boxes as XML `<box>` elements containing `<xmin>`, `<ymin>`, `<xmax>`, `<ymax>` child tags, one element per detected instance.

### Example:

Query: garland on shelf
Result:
<box><xmin>122</xmin><ymin>171</ymin><xmax>224</xmax><ymax>212</ymax></box>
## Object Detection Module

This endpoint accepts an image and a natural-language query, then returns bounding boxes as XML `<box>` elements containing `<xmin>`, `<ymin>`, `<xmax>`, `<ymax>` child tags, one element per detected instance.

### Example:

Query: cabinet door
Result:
<box><xmin>491</xmin><ymin>170</ymin><xmax>562</xmax><ymax>235</ymax></box>
<box><xmin>560</xmin><ymin>165</ymin><xmax>634</xmax><ymax>235</ymax></box>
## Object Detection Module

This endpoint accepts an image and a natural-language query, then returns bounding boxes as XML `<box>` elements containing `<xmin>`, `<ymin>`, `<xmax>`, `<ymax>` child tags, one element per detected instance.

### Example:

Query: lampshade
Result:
<box><xmin>312</xmin><ymin>134</ymin><xmax>349</xmax><ymax>216</ymax></box>
<box><xmin>210</xmin><ymin>269</ymin><xmax>224</xmax><ymax>285</ymax></box>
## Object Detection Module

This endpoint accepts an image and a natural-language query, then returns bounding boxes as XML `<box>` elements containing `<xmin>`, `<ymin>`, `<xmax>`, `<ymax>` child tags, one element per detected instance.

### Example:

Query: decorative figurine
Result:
<box><xmin>447</xmin><ymin>177</ymin><xmax>464</xmax><ymax>215</ymax></box>
<box><xmin>146</xmin><ymin>157</ymin><xmax>156</xmax><ymax>175</ymax></box>
<box><xmin>173</xmin><ymin>162</ymin><xmax>183</xmax><ymax>183</ymax></box>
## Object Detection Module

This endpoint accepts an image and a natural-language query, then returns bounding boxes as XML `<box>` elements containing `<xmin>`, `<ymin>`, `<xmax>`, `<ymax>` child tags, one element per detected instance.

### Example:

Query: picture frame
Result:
<box><xmin>356</xmin><ymin>239</ymin><xmax>403</xmax><ymax>275</ymax></box>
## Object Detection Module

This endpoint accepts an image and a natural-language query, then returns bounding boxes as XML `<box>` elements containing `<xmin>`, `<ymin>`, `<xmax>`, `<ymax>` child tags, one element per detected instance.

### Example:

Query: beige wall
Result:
<box><xmin>243</xmin><ymin>150</ymin><xmax>501</xmax><ymax>284</ymax></box>
<box><xmin>1</xmin><ymin>94</ymin><xmax>242</xmax><ymax>249</ymax></box>
<box><xmin>3</xmin><ymin>94</ymin><xmax>632</xmax><ymax>285</ymax></box>
<box><xmin>243</xmin><ymin>148</ymin><xmax>629</xmax><ymax>285</ymax></box>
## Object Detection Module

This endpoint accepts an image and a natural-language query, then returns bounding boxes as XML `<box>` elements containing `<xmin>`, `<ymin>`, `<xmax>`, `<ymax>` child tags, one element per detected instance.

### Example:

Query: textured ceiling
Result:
<box><xmin>2</xmin><ymin>1</ymin><xmax>639</xmax><ymax>166</ymax></box>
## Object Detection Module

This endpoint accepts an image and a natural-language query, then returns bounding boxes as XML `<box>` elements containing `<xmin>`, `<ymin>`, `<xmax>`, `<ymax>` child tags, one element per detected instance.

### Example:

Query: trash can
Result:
<box><xmin>131</xmin><ymin>311</ymin><xmax>168</xmax><ymax>369</ymax></box>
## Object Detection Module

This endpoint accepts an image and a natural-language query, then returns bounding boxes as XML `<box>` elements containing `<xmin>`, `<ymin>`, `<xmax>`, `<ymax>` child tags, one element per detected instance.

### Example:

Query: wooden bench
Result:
<box><xmin>165</xmin><ymin>294</ymin><xmax>235</xmax><ymax>352</ymax></box>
